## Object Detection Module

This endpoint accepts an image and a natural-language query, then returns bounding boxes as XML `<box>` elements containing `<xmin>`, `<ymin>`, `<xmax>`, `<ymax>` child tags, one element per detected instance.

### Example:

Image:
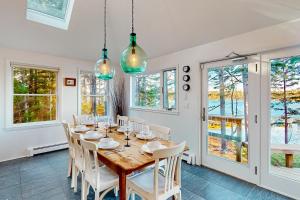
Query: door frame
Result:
<box><xmin>200</xmin><ymin>56</ymin><xmax>260</xmax><ymax>184</ymax></box>
<box><xmin>260</xmin><ymin>47</ymin><xmax>300</xmax><ymax>199</ymax></box>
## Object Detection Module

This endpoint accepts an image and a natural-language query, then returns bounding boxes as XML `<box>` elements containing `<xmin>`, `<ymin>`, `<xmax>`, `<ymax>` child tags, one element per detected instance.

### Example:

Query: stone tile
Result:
<box><xmin>197</xmin><ymin>183</ymin><xmax>244</xmax><ymax>200</ymax></box>
<box><xmin>0</xmin><ymin>173</ymin><xmax>20</xmax><ymax>190</ymax></box>
<box><xmin>0</xmin><ymin>184</ymin><xmax>22</xmax><ymax>200</ymax></box>
<box><xmin>246</xmin><ymin>186</ymin><xmax>294</xmax><ymax>200</ymax></box>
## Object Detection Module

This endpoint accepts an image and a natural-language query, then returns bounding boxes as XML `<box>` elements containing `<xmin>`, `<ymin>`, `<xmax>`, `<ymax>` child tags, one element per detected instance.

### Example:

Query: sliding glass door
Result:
<box><xmin>261</xmin><ymin>48</ymin><xmax>300</xmax><ymax>199</ymax></box>
<box><xmin>201</xmin><ymin>57</ymin><xmax>260</xmax><ymax>184</ymax></box>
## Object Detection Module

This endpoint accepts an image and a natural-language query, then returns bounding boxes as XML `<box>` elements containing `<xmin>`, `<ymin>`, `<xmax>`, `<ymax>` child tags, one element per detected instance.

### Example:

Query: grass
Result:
<box><xmin>271</xmin><ymin>153</ymin><xmax>300</xmax><ymax>168</ymax></box>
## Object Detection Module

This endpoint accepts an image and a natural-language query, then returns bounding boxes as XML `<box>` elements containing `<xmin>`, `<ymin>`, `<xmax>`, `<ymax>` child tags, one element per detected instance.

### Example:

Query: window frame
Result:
<box><xmin>26</xmin><ymin>0</ymin><xmax>75</xmax><ymax>30</ymax></box>
<box><xmin>130</xmin><ymin>66</ymin><xmax>179</xmax><ymax>114</ymax></box>
<box><xmin>5</xmin><ymin>61</ymin><xmax>61</xmax><ymax>129</ymax></box>
<box><xmin>77</xmin><ymin>70</ymin><xmax>110</xmax><ymax>117</ymax></box>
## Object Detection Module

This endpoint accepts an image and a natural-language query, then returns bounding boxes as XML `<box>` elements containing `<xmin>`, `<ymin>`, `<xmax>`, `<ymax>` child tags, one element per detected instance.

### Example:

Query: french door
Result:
<box><xmin>261</xmin><ymin>48</ymin><xmax>300</xmax><ymax>199</ymax></box>
<box><xmin>201</xmin><ymin>57</ymin><xmax>260</xmax><ymax>184</ymax></box>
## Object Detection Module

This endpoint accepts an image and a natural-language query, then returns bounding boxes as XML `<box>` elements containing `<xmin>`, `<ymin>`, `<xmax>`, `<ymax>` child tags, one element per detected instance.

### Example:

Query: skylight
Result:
<box><xmin>26</xmin><ymin>0</ymin><xmax>74</xmax><ymax>30</ymax></box>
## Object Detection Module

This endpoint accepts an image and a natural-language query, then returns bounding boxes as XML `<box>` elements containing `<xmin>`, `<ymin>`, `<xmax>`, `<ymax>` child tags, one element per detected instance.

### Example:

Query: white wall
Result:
<box><xmin>126</xmin><ymin>19</ymin><xmax>300</xmax><ymax>163</ymax></box>
<box><xmin>0</xmin><ymin>47</ymin><xmax>94</xmax><ymax>162</ymax></box>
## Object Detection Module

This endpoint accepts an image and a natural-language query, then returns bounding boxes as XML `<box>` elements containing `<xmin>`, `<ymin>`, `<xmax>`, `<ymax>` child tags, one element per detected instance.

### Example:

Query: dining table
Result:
<box><xmin>79</xmin><ymin>125</ymin><xmax>187</xmax><ymax>200</ymax></box>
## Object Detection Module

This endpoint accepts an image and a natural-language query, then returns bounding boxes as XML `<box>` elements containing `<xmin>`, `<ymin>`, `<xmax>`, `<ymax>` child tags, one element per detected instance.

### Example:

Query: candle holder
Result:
<box><xmin>124</xmin><ymin>130</ymin><xmax>130</xmax><ymax>147</ymax></box>
<box><xmin>104</xmin><ymin>127</ymin><xmax>109</xmax><ymax>138</ymax></box>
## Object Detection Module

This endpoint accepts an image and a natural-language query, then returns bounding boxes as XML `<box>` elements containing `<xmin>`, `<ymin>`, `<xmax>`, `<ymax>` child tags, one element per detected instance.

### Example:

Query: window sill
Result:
<box><xmin>129</xmin><ymin>107</ymin><xmax>179</xmax><ymax>115</ymax></box>
<box><xmin>5</xmin><ymin>121</ymin><xmax>61</xmax><ymax>131</ymax></box>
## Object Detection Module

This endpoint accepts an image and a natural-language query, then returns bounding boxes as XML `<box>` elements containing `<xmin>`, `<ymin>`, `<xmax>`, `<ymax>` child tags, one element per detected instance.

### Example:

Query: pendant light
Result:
<box><xmin>120</xmin><ymin>0</ymin><xmax>147</xmax><ymax>74</ymax></box>
<box><xmin>94</xmin><ymin>0</ymin><xmax>115</xmax><ymax>80</ymax></box>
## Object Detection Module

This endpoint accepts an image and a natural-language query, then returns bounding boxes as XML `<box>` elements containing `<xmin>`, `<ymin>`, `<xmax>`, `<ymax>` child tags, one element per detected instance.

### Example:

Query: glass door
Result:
<box><xmin>261</xmin><ymin>48</ymin><xmax>300</xmax><ymax>199</ymax></box>
<box><xmin>201</xmin><ymin>57</ymin><xmax>260</xmax><ymax>184</ymax></box>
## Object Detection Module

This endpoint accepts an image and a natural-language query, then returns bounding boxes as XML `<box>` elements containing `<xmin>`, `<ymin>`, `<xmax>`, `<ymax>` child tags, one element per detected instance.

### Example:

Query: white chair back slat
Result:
<box><xmin>153</xmin><ymin>142</ymin><xmax>186</xmax><ymax>195</ymax></box>
<box><xmin>117</xmin><ymin>115</ymin><xmax>129</xmax><ymax>126</ymax></box>
<box><xmin>62</xmin><ymin>121</ymin><xmax>72</xmax><ymax>144</ymax></box>
<box><xmin>149</xmin><ymin>124</ymin><xmax>171</xmax><ymax>140</ymax></box>
<box><xmin>73</xmin><ymin>114</ymin><xmax>80</xmax><ymax>126</ymax></box>
<box><xmin>130</xmin><ymin>118</ymin><xmax>145</xmax><ymax>133</ymax></box>
<box><xmin>71</xmin><ymin>132</ymin><xmax>84</xmax><ymax>169</ymax></box>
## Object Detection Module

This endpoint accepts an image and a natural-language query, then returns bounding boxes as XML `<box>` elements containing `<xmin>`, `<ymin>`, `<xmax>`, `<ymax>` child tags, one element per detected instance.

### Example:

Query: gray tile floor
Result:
<box><xmin>0</xmin><ymin>150</ymin><xmax>294</xmax><ymax>200</ymax></box>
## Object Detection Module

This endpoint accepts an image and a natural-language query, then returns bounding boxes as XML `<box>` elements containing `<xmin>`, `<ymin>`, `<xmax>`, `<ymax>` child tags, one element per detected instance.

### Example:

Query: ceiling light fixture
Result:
<box><xmin>120</xmin><ymin>0</ymin><xmax>147</xmax><ymax>74</ymax></box>
<box><xmin>94</xmin><ymin>0</ymin><xmax>115</xmax><ymax>80</ymax></box>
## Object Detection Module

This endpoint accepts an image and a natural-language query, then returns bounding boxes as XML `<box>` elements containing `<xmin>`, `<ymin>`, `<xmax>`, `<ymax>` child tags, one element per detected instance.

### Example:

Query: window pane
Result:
<box><xmin>270</xmin><ymin>56</ymin><xmax>300</xmax><ymax>168</ymax></box>
<box><xmin>27</xmin><ymin>0</ymin><xmax>69</xmax><ymax>19</ymax></box>
<box><xmin>163</xmin><ymin>69</ymin><xmax>176</xmax><ymax>109</ymax></box>
<box><xmin>80</xmin><ymin>72</ymin><xmax>107</xmax><ymax>96</ymax></box>
<box><xmin>207</xmin><ymin>64</ymin><xmax>249</xmax><ymax>164</ymax></box>
<box><xmin>81</xmin><ymin>96</ymin><xmax>107</xmax><ymax>116</ymax></box>
<box><xmin>135</xmin><ymin>73</ymin><xmax>160</xmax><ymax>108</ymax></box>
<box><xmin>13</xmin><ymin>66</ymin><xmax>57</xmax><ymax>94</ymax></box>
<box><xmin>13</xmin><ymin>95</ymin><xmax>56</xmax><ymax>124</ymax></box>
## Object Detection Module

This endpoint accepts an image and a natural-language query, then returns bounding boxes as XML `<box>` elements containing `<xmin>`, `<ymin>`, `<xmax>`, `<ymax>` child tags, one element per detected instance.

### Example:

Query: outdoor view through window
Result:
<box><xmin>207</xmin><ymin>64</ymin><xmax>249</xmax><ymax>164</ymax></box>
<box><xmin>270</xmin><ymin>56</ymin><xmax>300</xmax><ymax>169</ymax></box>
<box><xmin>13</xmin><ymin>64</ymin><xmax>57</xmax><ymax>124</ymax></box>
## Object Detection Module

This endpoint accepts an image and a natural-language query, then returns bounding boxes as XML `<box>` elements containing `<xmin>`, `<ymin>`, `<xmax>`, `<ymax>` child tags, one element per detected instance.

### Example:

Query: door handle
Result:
<box><xmin>202</xmin><ymin>108</ymin><xmax>206</xmax><ymax>121</ymax></box>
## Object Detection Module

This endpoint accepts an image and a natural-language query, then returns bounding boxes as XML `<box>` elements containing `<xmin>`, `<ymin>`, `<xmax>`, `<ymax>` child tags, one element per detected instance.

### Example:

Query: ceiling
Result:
<box><xmin>0</xmin><ymin>0</ymin><xmax>300</xmax><ymax>62</ymax></box>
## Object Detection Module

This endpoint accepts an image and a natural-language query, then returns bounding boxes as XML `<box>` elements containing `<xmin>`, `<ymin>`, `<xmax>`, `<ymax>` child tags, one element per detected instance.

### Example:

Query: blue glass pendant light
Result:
<box><xmin>95</xmin><ymin>0</ymin><xmax>115</xmax><ymax>80</ymax></box>
<box><xmin>120</xmin><ymin>0</ymin><xmax>147</xmax><ymax>74</ymax></box>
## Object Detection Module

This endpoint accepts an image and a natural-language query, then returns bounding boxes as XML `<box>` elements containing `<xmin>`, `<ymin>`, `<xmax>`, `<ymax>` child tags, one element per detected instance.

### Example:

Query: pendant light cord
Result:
<box><xmin>131</xmin><ymin>0</ymin><xmax>134</xmax><ymax>33</ymax></box>
<box><xmin>104</xmin><ymin>0</ymin><xmax>107</xmax><ymax>49</ymax></box>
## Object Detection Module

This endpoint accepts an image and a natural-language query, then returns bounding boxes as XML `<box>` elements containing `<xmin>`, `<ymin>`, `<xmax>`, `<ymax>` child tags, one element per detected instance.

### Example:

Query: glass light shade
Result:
<box><xmin>120</xmin><ymin>33</ymin><xmax>147</xmax><ymax>74</ymax></box>
<box><xmin>94</xmin><ymin>48</ymin><xmax>115</xmax><ymax>80</ymax></box>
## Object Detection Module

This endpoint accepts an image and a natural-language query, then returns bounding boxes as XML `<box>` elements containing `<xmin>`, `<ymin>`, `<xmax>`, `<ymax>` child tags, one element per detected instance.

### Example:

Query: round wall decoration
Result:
<box><xmin>183</xmin><ymin>84</ymin><xmax>190</xmax><ymax>91</ymax></box>
<box><xmin>183</xmin><ymin>65</ymin><xmax>190</xmax><ymax>73</ymax></box>
<box><xmin>183</xmin><ymin>75</ymin><xmax>190</xmax><ymax>82</ymax></box>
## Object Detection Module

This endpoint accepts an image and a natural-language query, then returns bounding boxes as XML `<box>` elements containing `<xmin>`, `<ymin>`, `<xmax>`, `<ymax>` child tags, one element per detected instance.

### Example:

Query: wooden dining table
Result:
<box><xmin>81</xmin><ymin>126</ymin><xmax>184</xmax><ymax>200</ymax></box>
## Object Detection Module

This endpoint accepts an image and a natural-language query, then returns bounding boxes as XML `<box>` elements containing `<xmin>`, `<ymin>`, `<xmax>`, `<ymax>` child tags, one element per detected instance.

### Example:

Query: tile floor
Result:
<box><xmin>0</xmin><ymin>150</ymin><xmax>294</xmax><ymax>200</ymax></box>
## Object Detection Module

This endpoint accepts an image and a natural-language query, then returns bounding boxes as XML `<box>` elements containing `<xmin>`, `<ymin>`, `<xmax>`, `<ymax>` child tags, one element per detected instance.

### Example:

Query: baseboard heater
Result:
<box><xmin>27</xmin><ymin>142</ymin><xmax>69</xmax><ymax>157</ymax></box>
<box><xmin>182</xmin><ymin>150</ymin><xmax>196</xmax><ymax>165</ymax></box>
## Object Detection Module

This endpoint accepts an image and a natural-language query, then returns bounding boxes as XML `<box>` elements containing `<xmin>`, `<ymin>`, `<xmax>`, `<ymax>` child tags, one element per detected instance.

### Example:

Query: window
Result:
<box><xmin>26</xmin><ymin>0</ymin><xmax>74</xmax><ymax>30</ymax></box>
<box><xmin>163</xmin><ymin>69</ymin><xmax>177</xmax><ymax>110</ymax></box>
<box><xmin>131</xmin><ymin>68</ymin><xmax>178</xmax><ymax>111</ymax></box>
<box><xmin>12</xmin><ymin>63</ymin><xmax>58</xmax><ymax>125</ymax></box>
<box><xmin>80</xmin><ymin>71</ymin><xmax>108</xmax><ymax>116</ymax></box>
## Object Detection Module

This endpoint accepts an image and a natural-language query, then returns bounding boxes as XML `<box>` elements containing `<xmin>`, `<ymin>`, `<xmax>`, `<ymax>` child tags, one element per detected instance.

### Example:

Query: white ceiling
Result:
<box><xmin>0</xmin><ymin>0</ymin><xmax>300</xmax><ymax>62</ymax></box>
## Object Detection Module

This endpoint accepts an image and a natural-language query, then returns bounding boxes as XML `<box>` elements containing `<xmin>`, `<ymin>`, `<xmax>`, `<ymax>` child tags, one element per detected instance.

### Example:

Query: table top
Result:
<box><xmin>77</xmin><ymin>127</ymin><xmax>183</xmax><ymax>174</ymax></box>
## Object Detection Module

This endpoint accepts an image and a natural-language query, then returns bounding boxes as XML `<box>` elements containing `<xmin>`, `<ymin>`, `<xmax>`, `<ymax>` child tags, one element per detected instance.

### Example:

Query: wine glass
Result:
<box><xmin>124</xmin><ymin>122</ymin><xmax>133</xmax><ymax>147</ymax></box>
<box><xmin>104</xmin><ymin>121</ymin><xmax>109</xmax><ymax>138</ymax></box>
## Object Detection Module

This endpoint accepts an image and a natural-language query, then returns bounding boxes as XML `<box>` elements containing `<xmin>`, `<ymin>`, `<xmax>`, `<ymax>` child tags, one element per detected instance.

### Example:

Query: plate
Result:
<box><xmin>141</xmin><ymin>144</ymin><xmax>167</xmax><ymax>154</ymax></box>
<box><xmin>82</xmin><ymin>131</ymin><xmax>103</xmax><ymax>140</ymax></box>
<box><xmin>98</xmin><ymin>141</ymin><xmax>120</xmax><ymax>149</ymax></box>
<box><xmin>81</xmin><ymin>122</ymin><xmax>95</xmax><ymax>126</ymax></box>
<box><xmin>74</xmin><ymin>127</ymin><xmax>90</xmax><ymax>133</ymax></box>
<box><xmin>136</xmin><ymin>133</ymin><xmax>156</xmax><ymax>140</ymax></box>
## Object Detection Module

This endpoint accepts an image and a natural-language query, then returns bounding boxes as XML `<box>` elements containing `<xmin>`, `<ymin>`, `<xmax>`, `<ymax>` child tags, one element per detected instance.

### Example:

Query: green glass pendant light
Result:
<box><xmin>120</xmin><ymin>0</ymin><xmax>147</xmax><ymax>74</ymax></box>
<box><xmin>95</xmin><ymin>0</ymin><xmax>115</xmax><ymax>80</ymax></box>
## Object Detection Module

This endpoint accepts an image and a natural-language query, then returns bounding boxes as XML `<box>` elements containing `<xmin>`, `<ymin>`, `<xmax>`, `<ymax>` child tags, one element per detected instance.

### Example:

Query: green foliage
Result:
<box><xmin>271</xmin><ymin>153</ymin><xmax>300</xmax><ymax>168</ymax></box>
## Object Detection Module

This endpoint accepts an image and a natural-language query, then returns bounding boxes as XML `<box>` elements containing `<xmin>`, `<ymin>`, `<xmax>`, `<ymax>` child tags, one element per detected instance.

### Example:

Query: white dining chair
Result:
<box><xmin>80</xmin><ymin>139</ymin><xmax>119</xmax><ymax>200</ymax></box>
<box><xmin>149</xmin><ymin>124</ymin><xmax>171</xmax><ymax>140</ymax></box>
<box><xmin>129</xmin><ymin>117</ymin><xmax>145</xmax><ymax>133</ymax></box>
<box><xmin>71</xmin><ymin>132</ymin><xmax>85</xmax><ymax>193</ymax></box>
<box><xmin>73</xmin><ymin>114</ymin><xmax>80</xmax><ymax>126</ymax></box>
<box><xmin>127</xmin><ymin>142</ymin><xmax>186</xmax><ymax>200</ymax></box>
<box><xmin>62</xmin><ymin>121</ymin><xmax>75</xmax><ymax>184</ymax></box>
<box><xmin>117</xmin><ymin>115</ymin><xmax>129</xmax><ymax>126</ymax></box>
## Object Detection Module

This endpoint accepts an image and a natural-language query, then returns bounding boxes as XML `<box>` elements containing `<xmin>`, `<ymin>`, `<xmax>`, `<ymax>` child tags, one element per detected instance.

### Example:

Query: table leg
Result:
<box><xmin>119</xmin><ymin>171</ymin><xmax>127</xmax><ymax>200</ymax></box>
<box><xmin>285</xmin><ymin>154</ymin><xmax>293</xmax><ymax>168</ymax></box>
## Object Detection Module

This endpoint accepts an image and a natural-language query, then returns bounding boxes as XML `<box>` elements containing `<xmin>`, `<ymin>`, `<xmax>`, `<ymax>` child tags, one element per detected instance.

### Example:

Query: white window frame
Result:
<box><xmin>130</xmin><ymin>66</ymin><xmax>179</xmax><ymax>114</ymax></box>
<box><xmin>77</xmin><ymin>70</ymin><xmax>110</xmax><ymax>117</ymax></box>
<box><xmin>5</xmin><ymin>61</ymin><xmax>61</xmax><ymax>129</ymax></box>
<box><xmin>26</xmin><ymin>0</ymin><xmax>74</xmax><ymax>30</ymax></box>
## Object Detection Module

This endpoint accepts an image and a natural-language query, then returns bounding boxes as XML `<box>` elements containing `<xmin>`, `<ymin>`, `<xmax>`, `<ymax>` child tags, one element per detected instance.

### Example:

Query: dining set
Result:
<box><xmin>62</xmin><ymin>114</ymin><xmax>186</xmax><ymax>200</ymax></box>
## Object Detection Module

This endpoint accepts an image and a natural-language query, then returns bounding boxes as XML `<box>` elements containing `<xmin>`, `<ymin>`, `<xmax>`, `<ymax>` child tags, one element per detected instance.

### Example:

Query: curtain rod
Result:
<box><xmin>200</xmin><ymin>52</ymin><xmax>258</xmax><ymax>65</ymax></box>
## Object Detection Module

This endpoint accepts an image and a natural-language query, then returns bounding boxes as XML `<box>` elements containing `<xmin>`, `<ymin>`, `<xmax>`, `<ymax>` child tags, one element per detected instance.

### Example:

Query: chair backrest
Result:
<box><xmin>73</xmin><ymin>114</ymin><xmax>80</xmax><ymax>126</ymax></box>
<box><xmin>71</xmin><ymin>132</ymin><xmax>84</xmax><ymax>168</ymax></box>
<box><xmin>117</xmin><ymin>115</ymin><xmax>129</xmax><ymax>126</ymax></box>
<box><xmin>62</xmin><ymin>121</ymin><xmax>72</xmax><ymax>145</ymax></box>
<box><xmin>129</xmin><ymin>118</ymin><xmax>145</xmax><ymax>133</ymax></box>
<box><xmin>80</xmin><ymin>139</ymin><xmax>101</xmax><ymax>187</ymax></box>
<box><xmin>149</xmin><ymin>124</ymin><xmax>171</xmax><ymax>140</ymax></box>
<box><xmin>153</xmin><ymin>141</ymin><xmax>186</xmax><ymax>197</ymax></box>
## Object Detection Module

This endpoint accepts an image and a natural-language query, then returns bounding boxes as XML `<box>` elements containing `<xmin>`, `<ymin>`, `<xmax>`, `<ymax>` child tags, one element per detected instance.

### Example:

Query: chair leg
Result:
<box><xmin>114</xmin><ymin>186</ymin><xmax>119</xmax><ymax>197</ymax></box>
<box><xmin>71</xmin><ymin>160</ymin><xmax>76</xmax><ymax>188</ymax></box>
<box><xmin>131</xmin><ymin>192</ymin><xmax>135</xmax><ymax>200</ymax></box>
<box><xmin>176</xmin><ymin>191</ymin><xmax>182</xmax><ymax>200</ymax></box>
<box><xmin>81</xmin><ymin>175</ymin><xmax>86</xmax><ymax>200</ymax></box>
<box><xmin>67</xmin><ymin>157</ymin><xmax>72</xmax><ymax>177</ymax></box>
<box><xmin>73</xmin><ymin>168</ymin><xmax>78</xmax><ymax>192</ymax></box>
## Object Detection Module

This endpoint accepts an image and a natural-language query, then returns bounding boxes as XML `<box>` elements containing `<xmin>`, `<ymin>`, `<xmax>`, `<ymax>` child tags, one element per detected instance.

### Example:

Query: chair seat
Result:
<box><xmin>85</xmin><ymin>165</ymin><xmax>118</xmax><ymax>191</ymax></box>
<box><xmin>128</xmin><ymin>169</ymin><xmax>179</xmax><ymax>198</ymax></box>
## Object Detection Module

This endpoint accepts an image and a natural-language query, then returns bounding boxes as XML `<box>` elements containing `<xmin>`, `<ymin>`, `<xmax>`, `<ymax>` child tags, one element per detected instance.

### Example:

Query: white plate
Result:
<box><xmin>81</xmin><ymin>122</ymin><xmax>95</xmax><ymax>126</ymax></box>
<box><xmin>83</xmin><ymin>131</ymin><xmax>103</xmax><ymax>140</ymax></box>
<box><xmin>74</xmin><ymin>127</ymin><xmax>90</xmax><ymax>133</ymax></box>
<box><xmin>136</xmin><ymin>133</ymin><xmax>156</xmax><ymax>140</ymax></box>
<box><xmin>141</xmin><ymin>144</ymin><xmax>167</xmax><ymax>154</ymax></box>
<box><xmin>98</xmin><ymin>141</ymin><xmax>120</xmax><ymax>149</ymax></box>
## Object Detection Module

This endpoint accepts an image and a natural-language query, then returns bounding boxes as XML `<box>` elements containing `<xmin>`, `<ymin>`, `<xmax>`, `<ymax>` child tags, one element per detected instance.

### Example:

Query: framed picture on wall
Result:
<box><xmin>64</xmin><ymin>78</ymin><xmax>76</xmax><ymax>86</ymax></box>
